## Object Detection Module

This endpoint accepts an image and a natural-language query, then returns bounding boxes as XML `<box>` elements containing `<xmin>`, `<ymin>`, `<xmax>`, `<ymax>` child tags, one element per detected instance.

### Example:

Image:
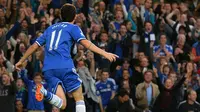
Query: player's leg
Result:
<box><xmin>62</xmin><ymin>68</ymin><xmax>86</xmax><ymax>112</ymax></box>
<box><xmin>36</xmin><ymin>70</ymin><xmax>66</xmax><ymax>109</ymax></box>
<box><xmin>55</xmin><ymin>84</ymin><xmax>67</xmax><ymax>109</ymax></box>
<box><xmin>37</xmin><ymin>84</ymin><xmax>65</xmax><ymax>109</ymax></box>
<box><xmin>71</xmin><ymin>86</ymin><xmax>85</xmax><ymax>112</ymax></box>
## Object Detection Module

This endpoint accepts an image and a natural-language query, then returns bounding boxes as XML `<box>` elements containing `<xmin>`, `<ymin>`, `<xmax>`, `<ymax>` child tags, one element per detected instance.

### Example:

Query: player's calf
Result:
<box><xmin>55</xmin><ymin>85</ymin><xmax>67</xmax><ymax>109</ymax></box>
<box><xmin>72</xmin><ymin>86</ymin><xmax>86</xmax><ymax>112</ymax></box>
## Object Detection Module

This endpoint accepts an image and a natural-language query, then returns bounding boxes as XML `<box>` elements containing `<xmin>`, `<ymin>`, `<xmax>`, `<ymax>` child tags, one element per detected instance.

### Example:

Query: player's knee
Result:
<box><xmin>60</xmin><ymin>95</ymin><xmax>67</xmax><ymax>109</ymax></box>
<box><xmin>72</xmin><ymin>86</ymin><xmax>84</xmax><ymax>101</ymax></box>
<box><xmin>74</xmin><ymin>94</ymin><xmax>84</xmax><ymax>101</ymax></box>
<box><xmin>61</xmin><ymin>101</ymin><xmax>67</xmax><ymax>110</ymax></box>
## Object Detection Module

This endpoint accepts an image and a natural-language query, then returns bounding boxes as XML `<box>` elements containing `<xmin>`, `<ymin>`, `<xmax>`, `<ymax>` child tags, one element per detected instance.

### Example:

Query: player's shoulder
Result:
<box><xmin>107</xmin><ymin>78</ymin><xmax>116</xmax><ymax>84</ymax></box>
<box><xmin>60</xmin><ymin>22</ymin><xmax>79</xmax><ymax>28</ymax></box>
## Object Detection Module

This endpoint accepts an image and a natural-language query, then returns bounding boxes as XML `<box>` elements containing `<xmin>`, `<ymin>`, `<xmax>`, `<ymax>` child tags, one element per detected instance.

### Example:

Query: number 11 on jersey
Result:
<box><xmin>49</xmin><ymin>29</ymin><xmax>62</xmax><ymax>51</ymax></box>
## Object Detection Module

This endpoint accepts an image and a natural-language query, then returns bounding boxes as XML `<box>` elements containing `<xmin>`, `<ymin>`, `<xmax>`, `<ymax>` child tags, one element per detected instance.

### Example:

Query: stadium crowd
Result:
<box><xmin>1</xmin><ymin>0</ymin><xmax>200</xmax><ymax>112</ymax></box>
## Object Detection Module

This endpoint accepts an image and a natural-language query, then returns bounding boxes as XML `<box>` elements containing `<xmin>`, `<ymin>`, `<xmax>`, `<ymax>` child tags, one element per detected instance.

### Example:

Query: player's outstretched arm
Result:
<box><xmin>80</xmin><ymin>39</ymin><xmax>119</xmax><ymax>62</ymax></box>
<box><xmin>15</xmin><ymin>43</ymin><xmax>39</xmax><ymax>71</ymax></box>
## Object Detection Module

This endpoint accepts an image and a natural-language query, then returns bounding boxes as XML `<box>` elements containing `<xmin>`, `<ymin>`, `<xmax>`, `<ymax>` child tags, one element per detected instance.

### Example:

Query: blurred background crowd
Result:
<box><xmin>1</xmin><ymin>0</ymin><xmax>200</xmax><ymax>112</ymax></box>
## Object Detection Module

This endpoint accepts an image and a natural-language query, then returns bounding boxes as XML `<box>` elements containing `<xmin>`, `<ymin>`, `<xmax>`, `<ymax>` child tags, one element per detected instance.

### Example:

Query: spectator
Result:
<box><xmin>153</xmin><ymin>34</ymin><xmax>173</xmax><ymax>60</ymax></box>
<box><xmin>16</xmin><ymin>100</ymin><xmax>24</xmax><ymax>112</ymax></box>
<box><xmin>131</xmin><ymin>59</ymin><xmax>144</xmax><ymax>86</ymax></box>
<box><xmin>118</xmin><ymin>70</ymin><xmax>132</xmax><ymax>93</ymax></box>
<box><xmin>152</xmin><ymin>68</ymin><xmax>186</xmax><ymax>112</ymax></box>
<box><xmin>109</xmin><ymin>10</ymin><xmax>124</xmax><ymax>33</ymax></box>
<box><xmin>106</xmin><ymin>88</ymin><xmax>142</xmax><ymax>112</ymax></box>
<box><xmin>174</xmin><ymin>34</ymin><xmax>191</xmax><ymax>63</ymax></box>
<box><xmin>16</xmin><ymin>78</ymin><xmax>27</xmax><ymax>109</ymax></box>
<box><xmin>96</xmin><ymin>69</ymin><xmax>116</xmax><ymax>112</ymax></box>
<box><xmin>191</xmin><ymin>35</ymin><xmax>200</xmax><ymax>64</ymax></box>
<box><xmin>138</xmin><ymin>21</ymin><xmax>155</xmax><ymax>57</ymax></box>
<box><xmin>52</xmin><ymin>106</ymin><xmax>60</xmax><ymax>112</ymax></box>
<box><xmin>158</xmin><ymin>64</ymin><xmax>172</xmax><ymax>85</ymax></box>
<box><xmin>140</xmin><ymin>0</ymin><xmax>153</xmax><ymax>23</ymax></box>
<box><xmin>179</xmin><ymin>2</ymin><xmax>192</xmax><ymax>18</ymax></box>
<box><xmin>140</xmin><ymin>57</ymin><xmax>151</xmax><ymax>73</ymax></box>
<box><xmin>0</xmin><ymin>50</ymin><xmax>14</xmax><ymax>73</ymax></box>
<box><xmin>0</xmin><ymin>72</ymin><xmax>16</xmax><ymax>112</ymax></box>
<box><xmin>166</xmin><ymin>9</ymin><xmax>193</xmax><ymax>44</ymax></box>
<box><xmin>178</xmin><ymin>90</ymin><xmax>200</xmax><ymax>112</ymax></box>
<box><xmin>190</xmin><ymin>18</ymin><xmax>200</xmax><ymax>43</ymax></box>
<box><xmin>136</xmin><ymin>70</ymin><xmax>160</xmax><ymax>111</ymax></box>
<box><xmin>156</xmin><ymin>56</ymin><xmax>168</xmax><ymax>73</ymax></box>
<box><xmin>19</xmin><ymin>69</ymin><xmax>45</xmax><ymax>111</ymax></box>
<box><xmin>114</xmin><ymin>59</ymin><xmax>132</xmax><ymax>82</ymax></box>
<box><xmin>184</xmin><ymin>62</ymin><xmax>200</xmax><ymax>91</ymax></box>
<box><xmin>109</xmin><ymin>23</ymin><xmax>132</xmax><ymax>59</ymax></box>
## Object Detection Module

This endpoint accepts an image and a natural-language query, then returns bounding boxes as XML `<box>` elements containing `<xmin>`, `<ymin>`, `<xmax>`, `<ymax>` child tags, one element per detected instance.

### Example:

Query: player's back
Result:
<box><xmin>36</xmin><ymin>22</ymin><xmax>85</xmax><ymax>71</ymax></box>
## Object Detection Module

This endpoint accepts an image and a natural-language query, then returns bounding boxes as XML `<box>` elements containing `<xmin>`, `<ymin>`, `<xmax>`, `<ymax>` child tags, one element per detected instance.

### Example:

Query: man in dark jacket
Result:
<box><xmin>178</xmin><ymin>90</ymin><xmax>200</xmax><ymax>112</ymax></box>
<box><xmin>106</xmin><ymin>89</ymin><xmax>142</xmax><ymax>112</ymax></box>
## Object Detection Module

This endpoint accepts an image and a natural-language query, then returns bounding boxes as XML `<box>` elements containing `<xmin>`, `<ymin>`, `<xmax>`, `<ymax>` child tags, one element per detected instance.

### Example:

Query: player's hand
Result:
<box><xmin>103</xmin><ymin>52</ymin><xmax>119</xmax><ymax>62</ymax></box>
<box><xmin>15</xmin><ymin>61</ymin><xmax>23</xmax><ymax>71</ymax></box>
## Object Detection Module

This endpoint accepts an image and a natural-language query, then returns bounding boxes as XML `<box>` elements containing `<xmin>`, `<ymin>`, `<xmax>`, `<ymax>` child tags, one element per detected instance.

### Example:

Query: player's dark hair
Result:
<box><xmin>60</xmin><ymin>4</ymin><xmax>76</xmax><ymax>22</ymax></box>
<box><xmin>33</xmin><ymin>72</ymin><xmax>43</xmax><ymax>79</ymax></box>
<box><xmin>118</xmin><ymin>88</ymin><xmax>129</xmax><ymax>97</ymax></box>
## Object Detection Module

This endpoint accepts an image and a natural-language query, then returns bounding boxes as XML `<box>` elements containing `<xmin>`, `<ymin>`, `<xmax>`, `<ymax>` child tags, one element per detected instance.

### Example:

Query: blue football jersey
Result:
<box><xmin>96</xmin><ymin>78</ymin><xmax>117</xmax><ymax>108</ymax></box>
<box><xmin>36</xmin><ymin>22</ymin><xmax>86</xmax><ymax>71</ymax></box>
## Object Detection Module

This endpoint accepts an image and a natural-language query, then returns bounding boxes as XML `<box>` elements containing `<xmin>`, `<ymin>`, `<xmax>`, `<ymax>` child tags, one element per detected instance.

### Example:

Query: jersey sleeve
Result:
<box><xmin>71</xmin><ymin>25</ymin><xmax>86</xmax><ymax>43</ymax></box>
<box><xmin>35</xmin><ymin>30</ymin><xmax>47</xmax><ymax>46</ymax></box>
